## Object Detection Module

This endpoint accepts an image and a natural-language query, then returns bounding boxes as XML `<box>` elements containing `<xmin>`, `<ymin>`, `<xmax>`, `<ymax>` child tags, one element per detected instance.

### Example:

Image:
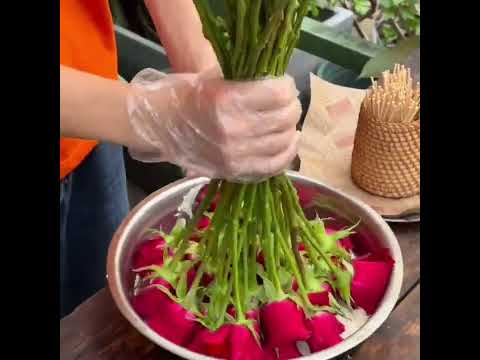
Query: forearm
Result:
<box><xmin>60</xmin><ymin>66</ymin><xmax>140</xmax><ymax>148</ymax></box>
<box><xmin>145</xmin><ymin>0</ymin><xmax>218</xmax><ymax>73</ymax></box>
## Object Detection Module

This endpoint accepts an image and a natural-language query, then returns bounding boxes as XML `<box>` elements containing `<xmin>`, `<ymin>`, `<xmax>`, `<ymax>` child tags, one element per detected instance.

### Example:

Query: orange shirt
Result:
<box><xmin>60</xmin><ymin>0</ymin><xmax>118</xmax><ymax>180</ymax></box>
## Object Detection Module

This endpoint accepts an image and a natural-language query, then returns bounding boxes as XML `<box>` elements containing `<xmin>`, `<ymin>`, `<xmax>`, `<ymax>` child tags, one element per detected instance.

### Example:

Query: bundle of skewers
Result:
<box><xmin>351</xmin><ymin>64</ymin><xmax>420</xmax><ymax>199</ymax></box>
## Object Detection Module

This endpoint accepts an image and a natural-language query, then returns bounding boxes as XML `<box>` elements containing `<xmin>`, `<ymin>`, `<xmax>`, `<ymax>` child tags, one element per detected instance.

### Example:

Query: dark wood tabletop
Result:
<box><xmin>60</xmin><ymin>222</ymin><xmax>420</xmax><ymax>360</ymax></box>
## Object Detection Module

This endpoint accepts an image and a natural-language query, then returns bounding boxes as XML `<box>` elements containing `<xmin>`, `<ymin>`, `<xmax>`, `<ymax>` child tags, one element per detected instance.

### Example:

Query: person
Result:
<box><xmin>60</xmin><ymin>0</ymin><xmax>302</xmax><ymax>317</ymax></box>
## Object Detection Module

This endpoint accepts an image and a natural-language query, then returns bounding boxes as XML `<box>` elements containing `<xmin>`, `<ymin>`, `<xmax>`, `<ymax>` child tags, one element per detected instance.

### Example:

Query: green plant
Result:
<box><xmin>378</xmin><ymin>0</ymin><xmax>420</xmax><ymax>44</ymax></box>
<box><xmin>313</xmin><ymin>0</ymin><xmax>420</xmax><ymax>46</ymax></box>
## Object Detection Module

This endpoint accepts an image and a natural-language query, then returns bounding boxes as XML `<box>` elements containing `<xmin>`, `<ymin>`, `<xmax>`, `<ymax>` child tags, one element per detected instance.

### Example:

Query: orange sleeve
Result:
<box><xmin>60</xmin><ymin>0</ymin><xmax>118</xmax><ymax>180</ymax></box>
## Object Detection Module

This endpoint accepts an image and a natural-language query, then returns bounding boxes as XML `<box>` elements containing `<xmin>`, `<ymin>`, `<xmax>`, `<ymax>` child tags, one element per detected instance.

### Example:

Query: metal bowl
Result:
<box><xmin>107</xmin><ymin>172</ymin><xmax>403</xmax><ymax>360</ymax></box>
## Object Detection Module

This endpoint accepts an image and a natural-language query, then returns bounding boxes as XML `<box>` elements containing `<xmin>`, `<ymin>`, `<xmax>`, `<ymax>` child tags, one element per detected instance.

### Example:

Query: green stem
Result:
<box><xmin>266</xmin><ymin>181</ymin><xmax>310</xmax><ymax>308</ymax></box>
<box><xmin>298</xmin><ymin>218</ymin><xmax>337</xmax><ymax>273</ymax></box>
<box><xmin>193</xmin><ymin>1</ymin><xmax>230</xmax><ymax>76</ymax></box>
<box><xmin>261</xmin><ymin>181</ymin><xmax>282</xmax><ymax>291</ymax></box>
<box><xmin>248</xmin><ymin>221</ymin><xmax>258</xmax><ymax>291</ymax></box>
<box><xmin>171</xmin><ymin>180</ymin><xmax>219</xmax><ymax>265</ymax></box>
<box><xmin>241</xmin><ymin>225</ymin><xmax>249</xmax><ymax>310</ymax></box>
<box><xmin>246</xmin><ymin>11</ymin><xmax>283</xmax><ymax>78</ymax></box>
<box><xmin>232</xmin><ymin>184</ymin><xmax>247</xmax><ymax>320</ymax></box>
<box><xmin>203</xmin><ymin>182</ymin><xmax>234</xmax><ymax>263</ymax></box>
<box><xmin>232</xmin><ymin>0</ymin><xmax>247</xmax><ymax>72</ymax></box>
<box><xmin>270</xmin><ymin>1</ymin><xmax>297</xmax><ymax>69</ymax></box>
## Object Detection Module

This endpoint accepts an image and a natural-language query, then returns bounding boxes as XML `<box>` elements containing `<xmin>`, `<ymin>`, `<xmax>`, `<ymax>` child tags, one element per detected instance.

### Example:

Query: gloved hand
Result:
<box><xmin>126</xmin><ymin>68</ymin><xmax>301</xmax><ymax>183</ymax></box>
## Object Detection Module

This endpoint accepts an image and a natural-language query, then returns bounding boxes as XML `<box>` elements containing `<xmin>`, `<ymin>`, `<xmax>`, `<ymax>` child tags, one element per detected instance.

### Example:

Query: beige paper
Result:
<box><xmin>298</xmin><ymin>73</ymin><xmax>420</xmax><ymax>217</ymax></box>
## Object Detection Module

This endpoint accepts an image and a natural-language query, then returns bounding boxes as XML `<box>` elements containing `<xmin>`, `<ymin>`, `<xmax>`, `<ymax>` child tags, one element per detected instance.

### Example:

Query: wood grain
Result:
<box><xmin>60</xmin><ymin>288</ymin><xmax>180</xmax><ymax>360</ymax></box>
<box><xmin>353</xmin><ymin>284</ymin><xmax>420</xmax><ymax>360</ymax></box>
<box><xmin>389</xmin><ymin>223</ymin><xmax>420</xmax><ymax>300</ymax></box>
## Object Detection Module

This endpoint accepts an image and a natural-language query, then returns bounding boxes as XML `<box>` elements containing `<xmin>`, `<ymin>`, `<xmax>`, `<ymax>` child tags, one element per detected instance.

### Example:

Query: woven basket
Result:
<box><xmin>351</xmin><ymin>110</ymin><xmax>420</xmax><ymax>199</ymax></box>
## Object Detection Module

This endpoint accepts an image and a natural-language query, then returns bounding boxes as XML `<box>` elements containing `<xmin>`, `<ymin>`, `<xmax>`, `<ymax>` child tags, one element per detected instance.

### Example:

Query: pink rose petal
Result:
<box><xmin>351</xmin><ymin>259</ymin><xmax>393</xmax><ymax>315</ymax></box>
<box><xmin>357</xmin><ymin>248</ymin><xmax>395</xmax><ymax>266</ymax></box>
<box><xmin>187</xmin><ymin>268</ymin><xmax>197</xmax><ymax>289</ymax></box>
<box><xmin>339</xmin><ymin>238</ymin><xmax>354</xmax><ymax>251</ymax></box>
<box><xmin>197</xmin><ymin>216</ymin><xmax>211</xmax><ymax>231</ymax></box>
<box><xmin>195</xmin><ymin>187</ymin><xmax>220</xmax><ymax>212</ymax></box>
<box><xmin>246</xmin><ymin>309</ymin><xmax>260</xmax><ymax>322</ymax></box>
<box><xmin>150</xmin><ymin>277</ymin><xmax>173</xmax><ymax>291</ymax></box>
<box><xmin>277</xmin><ymin>343</ymin><xmax>302</xmax><ymax>360</ymax></box>
<box><xmin>292</xmin><ymin>282</ymin><xmax>331</xmax><ymax>307</ymax></box>
<box><xmin>307</xmin><ymin>313</ymin><xmax>345</xmax><ymax>352</ymax></box>
<box><xmin>188</xmin><ymin>325</ymin><xmax>231</xmax><ymax>358</ymax></box>
<box><xmin>132</xmin><ymin>286</ymin><xmax>169</xmax><ymax>319</ymax></box>
<box><xmin>147</xmin><ymin>299</ymin><xmax>198</xmax><ymax>346</ymax></box>
<box><xmin>227</xmin><ymin>305</ymin><xmax>236</xmax><ymax>318</ymax></box>
<box><xmin>261</xmin><ymin>300</ymin><xmax>311</xmax><ymax>348</ymax></box>
<box><xmin>295</xmin><ymin>184</ymin><xmax>316</xmax><ymax>208</ymax></box>
<box><xmin>201</xmin><ymin>273</ymin><xmax>214</xmax><ymax>287</ymax></box>
<box><xmin>263</xmin><ymin>346</ymin><xmax>278</xmax><ymax>360</ymax></box>
<box><xmin>133</xmin><ymin>237</ymin><xmax>166</xmax><ymax>277</ymax></box>
<box><xmin>257</xmin><ymin>252</ymin><xmax>265</xmax><ymax>266</ymax></box>
<box><xmin>308</xmin><ymin>284</ymin><xmax>332</xmax><ymax>306</ymax></box>
<box><xmin>190</xmin><ymin>234</ymin><xmax>201</xmax><ymax>242</ymax></box>
<box><xmin>230</xmin><ymin>325</ymin><xmax>264</xmax><ymax>360</ymax></box>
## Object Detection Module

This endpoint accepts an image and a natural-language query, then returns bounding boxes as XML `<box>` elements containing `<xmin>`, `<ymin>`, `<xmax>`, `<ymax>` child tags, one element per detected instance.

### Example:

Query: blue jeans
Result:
<box><xmin>60</xmin><ymin>143</ymin><xmax>130</xmax><ymax>318</ymax></box>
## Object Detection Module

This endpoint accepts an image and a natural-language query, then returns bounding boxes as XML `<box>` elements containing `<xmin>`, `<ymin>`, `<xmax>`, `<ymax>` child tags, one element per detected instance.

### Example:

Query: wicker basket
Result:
<box><xmin>351</xmin><ymin>110</ymin><xmax>420</xmax><ymax>199</ymax></box>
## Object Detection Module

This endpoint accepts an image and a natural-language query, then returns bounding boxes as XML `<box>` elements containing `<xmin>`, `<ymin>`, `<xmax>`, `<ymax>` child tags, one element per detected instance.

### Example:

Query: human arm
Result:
<box><xmin>60</xmin><ymin>65</ymin><xmax>301</xmax><ymax>182</ymax></box>
<box><xmin>144</xmin><ymin>0</ymin><xmax>219</xmax><ymax>73</ymax></box>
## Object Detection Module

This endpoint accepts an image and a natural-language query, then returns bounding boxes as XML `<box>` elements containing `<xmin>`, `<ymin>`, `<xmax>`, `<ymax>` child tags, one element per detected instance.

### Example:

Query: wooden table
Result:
<box><xmin>60</xmin><ymin>222</ymin><xmax>419</xmax><ymax>360</ymax></box>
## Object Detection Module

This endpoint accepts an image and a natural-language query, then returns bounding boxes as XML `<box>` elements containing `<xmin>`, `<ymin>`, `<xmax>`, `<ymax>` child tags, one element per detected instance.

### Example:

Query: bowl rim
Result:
<box><xmin>107</xmin><ymin>171</ymin><xmax>404</xmax><ymax>360</ymax></box>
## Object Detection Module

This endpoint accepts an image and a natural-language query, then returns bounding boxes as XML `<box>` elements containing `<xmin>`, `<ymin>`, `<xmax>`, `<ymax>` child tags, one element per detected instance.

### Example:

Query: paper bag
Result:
<box><xmin>298</xmin><ymin>73</ymin><xmax>420</xmax><ymax>217</ymax></box>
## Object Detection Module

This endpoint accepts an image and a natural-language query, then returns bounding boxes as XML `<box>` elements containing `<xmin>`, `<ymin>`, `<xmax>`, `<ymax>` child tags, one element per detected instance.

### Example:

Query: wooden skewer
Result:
<box><xmin>361</xmin><ymin>64</ymin><xmax>420</xmax><ymax>123</ymax></box>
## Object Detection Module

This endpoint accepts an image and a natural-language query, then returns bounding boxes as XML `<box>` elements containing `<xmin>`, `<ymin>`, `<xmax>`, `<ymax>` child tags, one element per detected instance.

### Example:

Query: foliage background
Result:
<box><xmin>110</xmin><ymin>0</ymin><xmax>420</xmax><ymax>47</ymax></box>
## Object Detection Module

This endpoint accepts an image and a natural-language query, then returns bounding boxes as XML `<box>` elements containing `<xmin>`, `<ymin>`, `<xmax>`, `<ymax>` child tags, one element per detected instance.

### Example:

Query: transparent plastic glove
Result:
<box><xmin>126</xmin><ymin>68</ymin><xmax>301</xmax><ymax>183</ymax></box>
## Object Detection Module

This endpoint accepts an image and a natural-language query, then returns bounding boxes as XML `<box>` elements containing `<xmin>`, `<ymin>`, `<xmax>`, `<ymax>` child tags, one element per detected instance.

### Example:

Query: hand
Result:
<box><xmin>127</xmin><ymin>68</ymin><xmax>301</xmax><ymax>183</ymax></box>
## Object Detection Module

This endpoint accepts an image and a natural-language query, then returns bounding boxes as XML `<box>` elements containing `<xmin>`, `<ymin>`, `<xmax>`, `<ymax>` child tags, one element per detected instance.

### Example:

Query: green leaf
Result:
<box><xmin>317</xmin><ymin>0</ymin><xmax>330</xmax><ymax>9</ymax></box>
<box><xmin>305</xmin><ymin>266</ymin><xmax>325</xmax><ymax>292</ymax></box>
<box><xmin>328</xmin><ymin>221</ymin><xmax>360</xmax><ymax>242</ymax></box>
<box><xmin>263</xmin><ymin>277</ymin><xmax>286</xmax><ymax>302</ymax></box>
<box><xmin>399</xmin><ymin>7</ymin><xmax>416</xmax><ymax>20</ymax></box>
<box><xmin>164</xmin><ymin>220</ymin><xmax>186</xmax><ymax>245</ymax></box>
<box><xmin>360</xmin><ymin>35</ymin><xmax>420</xmax><ymax>78</ymax></box>
<box><xmin>308</xmin><ymin>3</ymin><xmax>320</xmax><ymax>17</ymax></box>
<box><xmin>176</xmin><ymin>270</ymin><xmax>188</xmax><ymax>299</ymax></box>
<box><xmin>278</xmin><ymin>267</ymin><xmax>293</xmax><ymax>290</ymax></box>
<box><xmin>381</xmin><ymin>25</ymin><xmax>398</xmax><ymax>44</ymax></box>
<box><xmin>380</xmin><ymin>0</ymin><xmax>394</xmax><ymax>8</ymax></box>
<box><xmin>182</xmin><ymin>286</ymin><xmax>202</xmax><ymax>315</ymax></box>
<box><xmin>288</xmin><ymin>292</ymin><xmax>307</xmax><ymax>310</ymax></box>
<box><xmin>327</xmin><ymin>293</ymin><xmax>349</xmax><ymax>318</ymax></box>
<box><xmin>382</xmin><ymin>8</ymin><xmax>396</xmax><ymax>19</ymax></box>
<box><xmin>392</xmin><ymin>0</ymin><xmax>404</xmax><ymax>5</ymax></box>
<box><xmin>314</xmin><ymin>257</ymin><xmax>331</xmax><ymax>275</ymax></box>
<box><xmin>353</xmin><ymin>0</ymin><xmax>372</xmax><ymax>17</ymax></box>
<box><xmin>415</xmin><ymin>24</ymin><xmax>420</xmax><ymax>35</ymax></box>
<box><xmin>334</xmin><ymin>269</ymin><xmax>353</xmax><ymax>306</ymax></box>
